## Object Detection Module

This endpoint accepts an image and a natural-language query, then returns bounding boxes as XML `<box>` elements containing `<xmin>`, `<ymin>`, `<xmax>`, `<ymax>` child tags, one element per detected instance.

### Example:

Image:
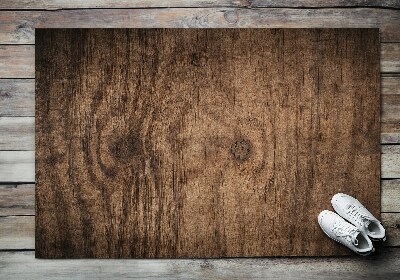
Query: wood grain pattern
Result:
<box><xmin>0</xmin><ymin>1</ymin><xmax>398</xmax><ymax>277</ymax></box>
<box><xmin>382</xmin><ymin>146</ymin><xmax>400</xmax><ymax>178</ymax></box>
<box><xmin>35</xmin><ymin>28</ymin><xmax>380</xmax><ymax>258</ymax></box>
<box><xmin>0</xmin><ymin>216</ymin><xmax>34</xmax><ymax>250</ymax></box>
<box><xmin>0</xmin><ymin>117</ymin><xmax>34</xmax><ymax>150</ymax></box>
<box><xmin>1</xmin><ymin>77</ymin><xmax>400</xmax><ymax>148</ymax></box>
<box><xmin>251</xmin><ymin>0</ymin><xmax>400</xmax><ymax>8</ymax></box>
<box><xmin>3</xmin><ymin>43</ymin><xmax>399</xmax><ymax>78</ymax></box>
<box><xmin>1</xmin><ymin>180</ymin><xmax>398</xmax><ymax>217</ymax></box>
<box><xmin>2</xmin><ymin>147</ymin><xmax>398</xmax><ymax>183</ymax></box>
<box><xmin>4</xmin><ymin>213</ymin><xmax>399</xmax><ymax>250</ymax></box>
<box><xmin>382</xmin><ymin>180</ymin><xmax>400</xmax><ymax>213</ymax></box>
<box><xmin>381</xmin><ymin>44</ymin><xmax>400</xmax><ymax>73</ymax></box>
<box><xmin>382</xmin><ymin>75</ymin><xmax>400</xmax><ymax>96</ymax></box>
<box><xmin>4</xmin><ymin>212</ymin><xmax>400</xmax><ymax>250</ymax></box>
<box><xmin>1</xmin><ymin>8</ymin><xmax>400</xmax><ymax>44</ymax></box>
<box><xmin>0</xmin><ymin>79</ymin><xmax>35</xmax><ymax>117</ymax></box>
<box><xmin>0</xmin><ymin>151</ymin><xmax>34</xmax><ymax>182</ymax></box>
<box><xmin>1</xmin><ymin>77</ymin><xmax>400</xmax><ymax>125</ymax></box>
<box><xmin>7</xmin><ymin>109</ymin><xmax>400</xmax><ymax>151</ymax></box>
<box><xmin>5</xmin><ymin>180</ymin><xmax>400</xmax><ymax>251</ymax></box>
<box><xmin>382</xmin><ymin>213</ymin><xmax>400</xmax><ymax>247</ymax></box>
<box><xmin>381</xmin><ymin>124</ymin><xmax>400</xmax><ymax>144</ymax></box>
<box><xmin>382</xmin><ymin>94</ymin><xmax>400</xmax><ymax>123</ymax></box>
<box><xmin>1</xmin><ymin>0</ymin><xmax>399</xmax><ymax>9</ymax></box>
<box><xmin>1</xmin><ymin>249</ymin><xmax>400</xmax><ymax>279</ymax></box>
<box><xmin>0</xmin><ymin>46</ymin><xmax>34</xmax><ymax>78</ymax></box>
<box><xmin>0</xmin><ymin>0</ymin><xmax>249</xmax><ymax>9</ymax></box>
<box><xmin>0</xmin><ymin>184</ymin><xmax>35</xmax><ymax>215</ymax></box>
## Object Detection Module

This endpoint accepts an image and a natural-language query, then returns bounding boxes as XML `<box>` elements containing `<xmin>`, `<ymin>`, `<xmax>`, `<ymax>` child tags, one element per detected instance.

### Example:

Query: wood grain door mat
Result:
<box><xmin>35</xmin><ymin>28</ymin><xmax>380</xmax><ymax>258</ymax></box>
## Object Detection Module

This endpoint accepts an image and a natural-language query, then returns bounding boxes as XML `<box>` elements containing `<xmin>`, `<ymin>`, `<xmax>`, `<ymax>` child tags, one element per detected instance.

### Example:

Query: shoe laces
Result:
<box><xmin>346</xmin><ymin>204</ymin><xmax>375</xmax><ymax>234</ymax></box>
<box><xmin>332</xmin><ymin>220</ymin><xmax>360</xmax><ymax>246</ymax></box>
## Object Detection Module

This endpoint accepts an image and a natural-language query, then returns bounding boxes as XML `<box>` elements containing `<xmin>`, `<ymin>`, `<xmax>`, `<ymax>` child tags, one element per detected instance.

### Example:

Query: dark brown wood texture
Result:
<box><xmin>35</xmin><ymin>29</ymin><xmax>380</xmax><ymax>258</ymax></box>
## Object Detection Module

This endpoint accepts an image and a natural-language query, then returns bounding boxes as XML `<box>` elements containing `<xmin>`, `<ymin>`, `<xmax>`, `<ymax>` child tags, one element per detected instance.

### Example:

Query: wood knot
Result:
<box><xmin>109</xmin><ymin>133</ymin><xmax>141</xmax><ymax>161</ymax></box>
<box><xmin>231</xmin><ymin>138</ymin><xmax>251</xmax><ymax>161</ymax></box>
<box><xmin>224</xmin><ymin>10</ymin><xmax>239</xmax><ymax>25</ymax></box>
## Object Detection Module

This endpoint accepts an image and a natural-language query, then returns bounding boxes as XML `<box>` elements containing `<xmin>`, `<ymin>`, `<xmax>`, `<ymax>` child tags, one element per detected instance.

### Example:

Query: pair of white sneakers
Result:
<box><xmin>318</xmin><ymin>193</ymin><xmax>386</xmax><ymax>256</ymax></box>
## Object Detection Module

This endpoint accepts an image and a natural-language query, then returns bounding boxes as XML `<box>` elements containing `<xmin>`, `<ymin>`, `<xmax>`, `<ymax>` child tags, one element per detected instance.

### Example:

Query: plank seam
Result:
<box><xmin>0</xmin><ymin>249</ymin><xmax>35</xmax><ymax>252</ymax></box>
<box><xmin>0</xmin><ymin>215</ymin><xmax>35</xmax><ymax>217</ymax></box>
<box><xmin>0</xmin><ymin>182</ymin><xmax>35</xmax><ymax>185</ymax></box>
<box><xmin>381</xmin><ymin>72</ymin><xmax>400</xmax><ymax>75</ymax></box>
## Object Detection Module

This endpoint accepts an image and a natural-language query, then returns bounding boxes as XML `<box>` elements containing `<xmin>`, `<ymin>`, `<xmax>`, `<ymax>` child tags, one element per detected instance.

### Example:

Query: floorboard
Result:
<box><xmin>0</xmin><ymin>9</ymin><xmax>399</xmax><ymax>44</ymax></box>
<box><xmin>1</xmin><ymin>249</ymin><xmax>400</xmax><ymax>279</ymax></box>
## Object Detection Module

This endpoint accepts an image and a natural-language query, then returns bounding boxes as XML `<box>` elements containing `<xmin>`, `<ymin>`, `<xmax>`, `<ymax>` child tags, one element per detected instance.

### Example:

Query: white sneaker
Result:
<box><xmin>331</xmin><ymin>193</ymin><xmax>386</xmax><ymax>241</ymax></box>
<box><xmin>318</xmin><ymin>210</ymin><xmax>374</xmax><ymax>256</ymax></box>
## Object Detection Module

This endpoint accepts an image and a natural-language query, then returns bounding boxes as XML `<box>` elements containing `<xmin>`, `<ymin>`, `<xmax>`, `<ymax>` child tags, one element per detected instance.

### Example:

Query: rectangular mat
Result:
<box><xmin>35</xmin><ymin>28</ymin><xmax>380</xmax><ymax>258</ymax></box>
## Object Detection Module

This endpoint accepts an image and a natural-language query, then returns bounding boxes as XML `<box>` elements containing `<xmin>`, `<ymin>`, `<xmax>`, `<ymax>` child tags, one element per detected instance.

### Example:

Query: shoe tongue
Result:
<box><xmin>364</xmin><ymin>219</ymin><xmax>376</xmax><ymax>235</ymax></box>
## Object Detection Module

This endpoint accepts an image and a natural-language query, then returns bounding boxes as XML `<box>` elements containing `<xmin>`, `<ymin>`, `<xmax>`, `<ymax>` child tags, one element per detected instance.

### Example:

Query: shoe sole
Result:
<box><xmin>319</xmin><ymin>221</ymin><xmax>374</xmax><ymax>256</ymax></box>
<box><xmin>370</xmin><ymin>236</ymin><xmax>386</xmax><ymax>242</ymax></box>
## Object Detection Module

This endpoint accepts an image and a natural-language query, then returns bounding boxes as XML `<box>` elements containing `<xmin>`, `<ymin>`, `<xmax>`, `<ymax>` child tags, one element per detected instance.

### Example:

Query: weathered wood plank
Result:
<box><xmin>382</xmin><ymin>213</ymin><xmax>400</xmax><ymax>247</ymax></box>
<box><xmin>382</xmin><ymin>75</ymin><xmax>400</xmax><ymax>95</ymax></box>
<box><xmin>0</xmin><ymin>216</ymin><xmax>34</xmax><ymax>250</ymax></box>
<box><xmin>0</xmin><ymin>151</ymin><xmax>34</xmax><ymax>182</ymax></box>
<box><xmin>0</xmin><ymin>46</ymin><xmax>34</xmax><ymax>78</ymax></box>
<box><xmin>0</xmin><ymin>184</ymin><xmax>34</xmax><ymax>216</ymax></box>
<box><xmin>1</xmin><ymin>0</ymin><xmax>399</xmax><ymax>9</ymax></box>
<box><xmin>382</xmin><ymin>44</ymin><xmax>400</xmax><ymax>73</ymax></box>
<box><xmin>0</xmin><ymin>249</ymin><xmax>400</xmax><ymax>279</ymax></box>
<box><xmin>252</xmin><ymin>0</ymin><xmax>400</xmax><ymax>8</ymax></box>
<box><xmin>0</xmin><ymin>117</ymin><xmax>34</xmax><ymax>150</ymax></box>
<box><xmin>1</xmin><ymin>43</ymin><xmax>399</xmax><ymax>78</ymax></box>
<box><xmin>382</xmin><ymin>145</ymin><xmax>400</xmax><ymax>155</ymax></box>
<box><xmin>382</xmin><ymin>146</ymin><xmax>400</xmax><ymax>179</ymax></box>
<box><xmin>382</xmin><ymin>180</ymin><xmax>400</xmax><ymax>213</ymax></box>
<box><xmin>381</xmin><ymin>76</ymin><xmax>400</xmax><ymax>143</ymax></box>
<box><xmin>0</xmin><ymin>9</ymin><xmax>399</xmax><ymax>44</ymax></box>
<box><xmin>382</xmin><ymin>95</ymin><xmax>400</xmax><ymax>124</ymax></box>
<box><xmin>0</xmin><ymin>79</ymin><xmax>34</xmax><ymax>117</ymax></box>
<box><xmin>381</xmin><ymin>124</ymin><xmax>400</xmax><ymax>144</ymax></box>
<box><xmin>0</xmin><ymin>0</ymin><xmax>249</xmax><ymax>10</ymax></box>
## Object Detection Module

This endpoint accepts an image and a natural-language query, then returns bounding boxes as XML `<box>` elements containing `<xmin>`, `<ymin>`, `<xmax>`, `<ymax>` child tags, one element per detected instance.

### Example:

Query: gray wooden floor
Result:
<box><xmin>0</xmin><ymin>0</ymin><xmax>399</xmax><ymax>279</ymax></box>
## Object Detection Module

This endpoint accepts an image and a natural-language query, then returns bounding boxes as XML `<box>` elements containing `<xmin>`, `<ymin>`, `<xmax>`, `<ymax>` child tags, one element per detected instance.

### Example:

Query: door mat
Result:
<box><xmin>35</xmin><ymin>28</ymin><xmax>380</xmax><ymax>258</ymax></box>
